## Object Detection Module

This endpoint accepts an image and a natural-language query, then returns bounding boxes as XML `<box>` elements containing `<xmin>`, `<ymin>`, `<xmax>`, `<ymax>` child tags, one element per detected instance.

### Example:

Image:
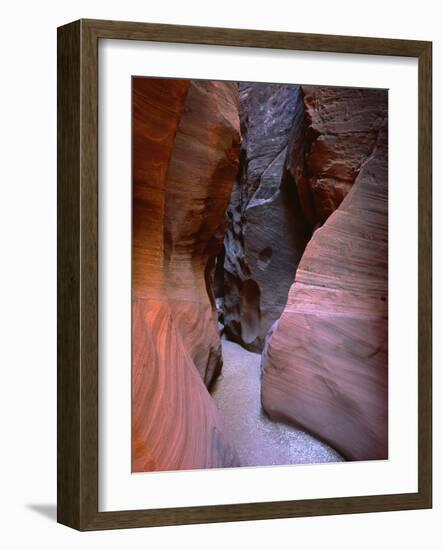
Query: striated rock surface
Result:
<box><xmin>132</xmin><ymin>300</ymin><xmax>239</xmax><ymax>472</ymax></box>
<box><xmin>132</xmin><ymin>78</ymin><xmax>241</xmax><ymax>472</ymax></box>
<box><xmin>222</xmin><ymin>85</ymin><xmax>387</xmax><ymax>354</ymax></box>
<box><xmin>222</xmin><ymin>83</ymin><xmax>311</xmax><ymax>352</ymax></box>
<box><xmin>296</xmin><ymin>86</ymin><xmax>388</xmax><ymax>227</ymax></box>
<box><xmin>261</xmin><ymin>117</ymin><xmax>388</xmax><ymax>461</ymax></box>
<box><xmin>161</xmin><ymin>80</ymin><xmax>241</xmax><ymax>385</ymax></box>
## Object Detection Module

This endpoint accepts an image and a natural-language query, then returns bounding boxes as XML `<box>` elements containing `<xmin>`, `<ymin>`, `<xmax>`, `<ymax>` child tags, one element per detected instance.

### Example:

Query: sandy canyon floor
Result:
<box><xmin>212</xmin><ymin>340</ymin><xmax>343</xmax><ymax>467</ymax></box>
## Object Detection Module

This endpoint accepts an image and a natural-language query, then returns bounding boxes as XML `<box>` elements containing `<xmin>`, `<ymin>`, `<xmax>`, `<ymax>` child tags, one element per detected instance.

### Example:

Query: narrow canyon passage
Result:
<box><xmin>131</xmin><ymin>77</ymin><xmax>388</xmax><ymax>472</ymax></box>
<box><xmin>211</xmin><ymin>340</ymin><xmax>343</xmax><ymax>466</ymax></box>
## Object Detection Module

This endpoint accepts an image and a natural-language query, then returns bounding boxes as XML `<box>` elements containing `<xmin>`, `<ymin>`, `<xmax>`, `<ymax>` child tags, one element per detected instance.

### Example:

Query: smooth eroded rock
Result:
<box><xmin>261</xmin><ymin>119</ymin><xmax>388</xmax><ymax>461</ymax></box>
<box><xmin>222</xmin><ymin>83</ymin><xmax>310</xmax><ymax>352</ymax></box>
<box><xmin>132</xmin><ymin>300</ymin><xmax>239</xmax><ymax>472</ymax></box>
<box><xmin>132</xmin><ymin>78</ymin><xmax>241</xmax><ymax>471</ymax></box>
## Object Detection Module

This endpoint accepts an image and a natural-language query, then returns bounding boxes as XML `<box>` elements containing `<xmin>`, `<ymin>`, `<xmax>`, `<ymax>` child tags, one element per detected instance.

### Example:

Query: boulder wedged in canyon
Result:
<box><xmin>132</xmin><ymin>78</ymin><xmax>241</xmax><ymax>471</ymax></box>
<box><xmin>296</xmin><ymin>86</ymin><xmax>388</xmax><ymax>227</ymax></box>
<box><xmin>223</xmin><ymin>83</ymin><xmax>311</xmax><ymax>352</ymax></box>
<box><xmin>261</xmin><ymin>119</ymin><xmax>388</xmax><ymax>461</ymax></box>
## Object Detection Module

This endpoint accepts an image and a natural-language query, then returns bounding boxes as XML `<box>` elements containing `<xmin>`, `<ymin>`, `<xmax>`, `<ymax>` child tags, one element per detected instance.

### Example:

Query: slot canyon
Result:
<box><xmin>132</xmin><ymin>77</ymin><xmax>388</xmax><ymax>472</ymax></box>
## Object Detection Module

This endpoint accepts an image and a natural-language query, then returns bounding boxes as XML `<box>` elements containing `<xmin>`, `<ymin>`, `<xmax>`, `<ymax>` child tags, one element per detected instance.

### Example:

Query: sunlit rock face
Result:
<box><xmin>222</xmin><ymin>83</ymin><xmax>311</xmax><ymax>352</ymax></box>
<box><xmin>261</xmin><ymin>117</ymin><xmax>388</xmax><ymax>461</ymax></box>
<box><xmin>132</xmin><ymin>78</ymin><xmax>241</xmax><ymax>472</ymax></box>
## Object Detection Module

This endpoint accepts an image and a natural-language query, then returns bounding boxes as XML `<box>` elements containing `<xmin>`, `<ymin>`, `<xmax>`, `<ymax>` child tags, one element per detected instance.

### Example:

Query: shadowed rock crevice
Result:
<box><xmin>240</xmin><ymin>279</ymin><xmax>261</xmax><ymax>345</ymax></box>
<box><xmin>222</xmin><ymin>83</ymin><xmax>311</xmax><ymax>352</ymax></box>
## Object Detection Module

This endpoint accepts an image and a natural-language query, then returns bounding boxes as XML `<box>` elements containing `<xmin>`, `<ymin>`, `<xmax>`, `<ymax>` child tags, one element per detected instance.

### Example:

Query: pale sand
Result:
<box><xmin>211</xmin><ymin>340</ymin><xmax>344</xmax><ymax>467</ymax></box>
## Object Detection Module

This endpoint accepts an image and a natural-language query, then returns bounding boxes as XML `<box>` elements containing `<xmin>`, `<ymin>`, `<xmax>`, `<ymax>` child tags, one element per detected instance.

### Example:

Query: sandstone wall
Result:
<box><xmin>132</xmin><ymin>78</ymin><xmax>241</xmax><ymax>472</ymax></box>
<box><xmin>296</xmin><ymin>86</ymin><xmax>389</xmax><ymax>227</ymax></box>
<box><xmin>222</xmin><ymin>85</ymin><xmax>387</xmax><ymax>354</ymax></box>
<box><xmin>261</xmin><ymin>115</ymin><xmax>388</xmax><ymax>461</ymax></box>
<box><xmin>222</xmin><ymin>83</ymin><xmax>311</xmax><ymax>352</ymax></box>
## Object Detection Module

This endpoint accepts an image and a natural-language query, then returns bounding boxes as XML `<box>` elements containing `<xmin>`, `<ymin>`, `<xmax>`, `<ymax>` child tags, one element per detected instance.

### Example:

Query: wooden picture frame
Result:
<box><xmin>57</xmin><ymin>18</ymin><xmax>432</xmax><ymax>530</ymax></box>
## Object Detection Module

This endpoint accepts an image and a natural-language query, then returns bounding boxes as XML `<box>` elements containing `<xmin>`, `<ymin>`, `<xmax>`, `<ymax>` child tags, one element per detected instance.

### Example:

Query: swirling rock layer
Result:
<box><xmin>132</xmin><ymin>300</ymin><xmax>239</xmax><ymax>472</ymax></box>
<box><xmin>132</xmin><ymin>78</ymin><xmax>241</xmax><ymax>471</ymax></box>
<box><xmin>261</xmin><ymin>118</ymin><xmax>388</xmax><ymax>461</ymax></box>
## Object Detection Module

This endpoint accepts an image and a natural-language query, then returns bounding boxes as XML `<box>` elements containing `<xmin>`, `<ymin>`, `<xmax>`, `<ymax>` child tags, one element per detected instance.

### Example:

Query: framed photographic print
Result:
<box><xmin>57</xmin><ymin>19</ymin><xmax>432</xmax><ymax>530</ymax></box>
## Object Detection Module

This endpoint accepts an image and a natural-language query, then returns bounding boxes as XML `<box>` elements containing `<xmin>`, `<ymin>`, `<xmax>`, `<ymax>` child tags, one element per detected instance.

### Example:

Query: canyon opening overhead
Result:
<box><xmin>131</xmin><ymin>77</ymin><xmax>388</xmax><ymax>472</ymax></box>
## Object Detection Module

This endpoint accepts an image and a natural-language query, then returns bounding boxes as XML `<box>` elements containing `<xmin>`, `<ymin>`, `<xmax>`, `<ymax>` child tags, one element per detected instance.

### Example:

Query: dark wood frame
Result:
<box><xmin>57</xmin><ymin>18</ymin><xmax>432</xmax><ymax>531</ymax></box>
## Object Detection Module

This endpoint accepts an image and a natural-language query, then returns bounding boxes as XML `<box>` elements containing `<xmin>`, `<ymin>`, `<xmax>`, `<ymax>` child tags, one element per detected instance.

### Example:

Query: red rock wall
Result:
<box><xmin>295</xmin><ymin>86</ymin><xmax>388</xmax><ymax>227</ymax></box>
<box><xmin>132</xmin><ymin>78</ymin><xmax>241</xmax><ymax>472</ymax></box>
<box><xmin>261</xmin><ymin>115</ymin><xmax>388</xmax><ymax>461</ymax></box>
<box><xmin>222</xmin><ymin>85</ymin><xmax>387</xmax><ymax>354</ymax></box>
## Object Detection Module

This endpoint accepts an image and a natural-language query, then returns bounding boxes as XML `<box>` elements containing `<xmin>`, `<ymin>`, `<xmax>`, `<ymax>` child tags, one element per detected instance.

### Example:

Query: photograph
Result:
<box><xmin>1</xmin><ymin>0</ymin><xmax>436</xmax><ymax>541</ymax></box>
<box><xmin>131</xmin><ymin>77</ymin><xmax>388</xmax><ymax>473</ymax></box>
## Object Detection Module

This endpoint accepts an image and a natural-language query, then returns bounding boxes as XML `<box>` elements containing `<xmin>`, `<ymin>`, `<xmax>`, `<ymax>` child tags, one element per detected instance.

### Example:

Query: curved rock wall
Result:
<box><xmin>132</xmin><ymin>78</ymin><xmax>241</xmax><ymax>472</ymax></box>
<box><xmin>222</xmin><ymin>83</ymin><xmax>311</xmax><ymax>352</ymax></box>
<box><xmin>261</xmin><ymin>115</ymin><xmax>388</xmax><ymax>461</ymax></box>
<box><xmin>222</xmin><ymin>85</ymin><xmax>387</xmax><ymax>354</ymax></box>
